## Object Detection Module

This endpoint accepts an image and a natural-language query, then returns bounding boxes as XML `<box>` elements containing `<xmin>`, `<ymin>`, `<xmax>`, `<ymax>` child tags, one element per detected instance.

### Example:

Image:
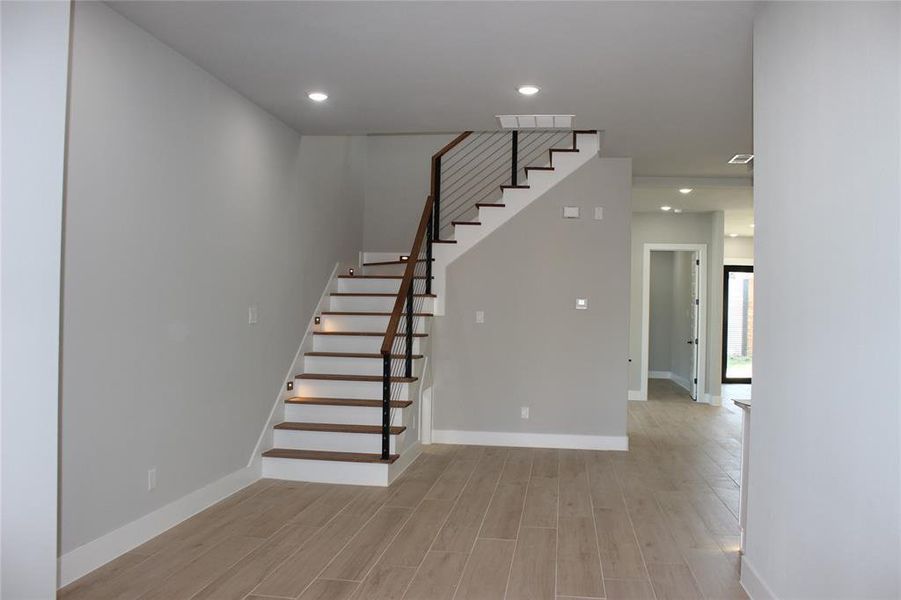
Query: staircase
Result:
<box><xmin>261</xmin><ymin>128</ymin><xmax>600</xmax><ymax>485</ymax></box>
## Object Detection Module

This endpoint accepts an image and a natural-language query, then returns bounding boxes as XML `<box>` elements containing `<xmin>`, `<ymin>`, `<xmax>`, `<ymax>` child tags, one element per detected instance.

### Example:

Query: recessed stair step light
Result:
<box><xmin>496</xmin><ymin>114</ymin><xmax>574</xmax><ymax>129</ymax></box>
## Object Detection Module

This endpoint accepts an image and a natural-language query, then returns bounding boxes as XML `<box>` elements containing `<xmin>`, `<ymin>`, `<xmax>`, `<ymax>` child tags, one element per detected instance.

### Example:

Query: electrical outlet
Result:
<box><xmin>147</xmin><ymin>468</ymin><xmax>157</xmax><ymax>491</ymax></box>
<box><xmin>248</xmin><ymin>304</ymin><xmax>259</xmax><ymax>324</ymax></box>
<box><xmin>594</xmin><ymin>207</ymin><xmax>604</xmax><ymax>220</ymax></box>
<box><xmin>521</xmin><ymin>406</ymin><xmax>530</xmax><ymax>419</ymax></box>
<box><xmin>476</xmin><ymin>310</ymin><xmax>485</xmax><ymax>324</ymax></box>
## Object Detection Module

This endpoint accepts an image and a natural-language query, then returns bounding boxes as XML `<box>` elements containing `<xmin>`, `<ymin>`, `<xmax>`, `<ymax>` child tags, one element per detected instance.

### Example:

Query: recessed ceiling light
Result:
<box><xmin>729</xmin><ymin>153</ymin><xmax>754</xmax><ymax>164</ymax></box>
<box><xmin>517</xmin><ymin>85</ymin><xmax>540</xmax><ymax>96</ymax></box>
<box><xmin>679</xmin><ymin>188</ymin><xmax>693</xmax><ymax>194</ymax></box>
<box><xmin>673</xmin><ymin>208</ymin><xmax>683</xmax><ymax>213</ymax></box>
<box><xmin>308</xmin><ymin>91</ymin><xmax>328</xmax><ymax>102</ymax></box>
<box><xmin>729</xmin><ymin>233</ymin><xmax>739</xmax><ymax>238</ymax></box>
<box><xmin>660</xmin><ymin>206</ymin><xmax>672</xmax><ymax>212</ymax></box>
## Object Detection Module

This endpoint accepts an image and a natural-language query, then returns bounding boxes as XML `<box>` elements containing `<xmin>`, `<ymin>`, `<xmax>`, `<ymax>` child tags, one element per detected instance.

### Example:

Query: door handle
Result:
<box><xmin>687</xmin><ymin>340</ymin><xmax>694</xmax><ymax>344</ymax></box>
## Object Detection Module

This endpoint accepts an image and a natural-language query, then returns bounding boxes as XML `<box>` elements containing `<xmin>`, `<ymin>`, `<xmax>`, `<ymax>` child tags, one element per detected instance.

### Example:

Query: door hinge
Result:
<box><xmin>694</xmin><ymin>378</ymin><xmax>698</xmax><ymax>384</ymax></box>
<box><xmin>695</xmin><ymin>338</ymin><xmax>699</xmax><ymax>344</ymax></box>
<box><xmin>695</xmin><ymin>298</ymin><xmax>699</xmax><ymax>305</ymax></box>
<box><xmin>695</xmin><ymin>259</ymin><xmax>700</xmax><ymax>266</ymax></box>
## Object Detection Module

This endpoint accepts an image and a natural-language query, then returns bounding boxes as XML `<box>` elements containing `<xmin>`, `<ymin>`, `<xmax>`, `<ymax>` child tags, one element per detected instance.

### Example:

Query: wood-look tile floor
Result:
<box><xmin>60</xmin><ymin>380</ymin><xmax>747</xmax><ymax>600</ymax></box>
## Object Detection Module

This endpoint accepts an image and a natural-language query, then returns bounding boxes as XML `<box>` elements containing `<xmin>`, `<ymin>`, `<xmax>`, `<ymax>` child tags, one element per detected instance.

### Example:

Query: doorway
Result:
<box><xmin>640</xmin><ymin>243</ymin><xmax>708</xmax><ymax>402</ymax></box>
<box><xmin>722</xmin><ymin>265</ymin><xmax>754</xmax><ymax>383</ymax></box>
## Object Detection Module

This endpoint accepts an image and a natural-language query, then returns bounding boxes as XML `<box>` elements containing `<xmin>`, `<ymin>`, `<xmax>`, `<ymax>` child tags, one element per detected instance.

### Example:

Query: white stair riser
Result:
<box><xmin>313</xmin><ymin>335</ymin><xmax>423</xmax><ymax>353</ymax></box>
<box><xmin>320</xmin><ymin>314</ymin><xmax>428</xmax><ymax>333</ymax></box>
<box><xmin>295</xmin><ymin>379</ymin><xmax>410</xmax><ymax>400</ymax></box>
<box><xmin>329</xmin><ymin>296</ymin><xmax>435</xmax><ymax>313</ymax></box>
<box><xmin>263</xmin><ymin>457</ymin><xmax>390</xmax><ymax>486</ymax></box>
<box><xmin>285</xmin><ymin>403</ymin><xmax>404</xmax><ymax>426</ymax></box>
<box><xmin>304</xmin><ymin>355</ymin><xmax>420</xmax><ymax>376</ymax></box>
<box><xmin>273</xmin><ymin>429</ymin><xmax>401</xmax><ymax>453</ymax></box>
<box><xmin>337</xmin><ymin>278</ymin><xmax>401</xmax><ymax>294</ymax></box>
<box><xmin>363</xmin><ymin>263</ymin><xmax>407</xmax><ymax>276</ymax></box>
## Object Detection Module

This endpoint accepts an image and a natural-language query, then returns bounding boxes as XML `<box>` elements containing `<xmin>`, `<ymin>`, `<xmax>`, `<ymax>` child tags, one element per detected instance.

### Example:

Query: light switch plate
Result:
<box><xmin>248</xmin><ymin>304</ymin><xmax>259</xmax><ymax>324</ymax></box>
<box><xmin>521</xmin><ymin>407</ymin><xmax>530</xmax><ymax>419</ymax></box>
<box><xmin>147</xmin><ymin>468</ymin><xmax>157</xmax><ymax>491</ymax></box>
<box><xmin>594</xmin><ymin>207</ymin><xmax>604</xmax><ymax>220</ymax></box>
<box><xmin>476</xmin><ymin>310</ymin><xmax>485</xmax><ymax>324</ymax></box>
<box><xmin>576</xmin><ymin>298</ymin><xmax>588</xmax><ymax>310</ymax></box>
<box><xmin>563</xmin><ymin>206</ymin><xmax>580</xmax><ymax>219</ymax></box>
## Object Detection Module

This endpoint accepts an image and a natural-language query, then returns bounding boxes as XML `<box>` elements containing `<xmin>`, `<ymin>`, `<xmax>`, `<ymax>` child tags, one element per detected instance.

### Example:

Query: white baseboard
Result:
<box><xmin>704</xmin><ymin>393</ymin><xmax>722</xmax><ymax>406</ymax></box>
<box><xmin>740</xmin><ymin>555</ymin><xmax>777</xmax><ymax>600</ymax></box>
<box><xmin>648</xmin><ymin>370</ymin><xmax>670</xmax><ymax>379</ymax></box>
<box><xmin>58</xmin><ymin>462</ymin><xmax>261</xmax><ymax>587</ymax></box>
<box><xmin>628</xmin><ymin>389</ymin><xmax>646</xmax><ymax>401</ymax></box>
<box><xmin>432</xmin><ymin>429</ymin><xmax>628</xmax><ymax>451</ymax></box>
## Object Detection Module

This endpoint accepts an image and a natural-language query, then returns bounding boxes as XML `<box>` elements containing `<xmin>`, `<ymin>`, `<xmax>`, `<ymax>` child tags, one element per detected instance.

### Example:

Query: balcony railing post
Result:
<box><xmin>426</xmin><ymin>208</ymin><xmax>433</xmax><ymax>295</ymax></box>
<box><xmin>511</xmin><ymin>130</ymin><xmax>519</xmax><ymax>186</ymax></box>
<box><xmin>405</xmin><ymin>284</ymin><xmax>413</xmax><ymax>378</ymax></box>
<box><xmin>381</xmin><ymin>352</ymin><xmax>391</xmax><ymax>459</ymax></box>
<box><xmin>433</xmin><ymin>156</ymin><xmax>441</xmax><ymax>239</ymax></box>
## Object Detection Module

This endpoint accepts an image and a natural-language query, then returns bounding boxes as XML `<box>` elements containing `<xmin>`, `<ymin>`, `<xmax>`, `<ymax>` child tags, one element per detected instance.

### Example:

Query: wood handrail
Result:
<box><xmin>382</xmin><ymin>131</ymin><xmax>473</xmax><ymax>357</ymax></box>
<box><xmin>380</xmin><ymin>195</ymin><xmax>435</xmax><ymax>355</ymax></box>
<box><xmin>430</xmin><ymin>131</ymin><xmax>473</xmax><ymax>201</ymax></box>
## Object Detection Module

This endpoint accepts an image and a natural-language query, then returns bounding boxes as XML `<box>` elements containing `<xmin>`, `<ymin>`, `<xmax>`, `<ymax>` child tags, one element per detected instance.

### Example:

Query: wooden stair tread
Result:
<box><xmin>274</xmin><ymin>422</ymin><xmax>406</xmax><ymax>435</ymax></box>
<box><xmin>338</xmin><ymin>275</ymin><xmax>432</xmax><ymax>279</ymax></box>
<box><xmin>305</xmin><ymin>351</ymin><xmax>424</xmax><ymax>359</ymax></box>
<box><xmin>476</xmin><ymin>203</ymin><xmax>505</xmax><ymax>208</ymax></box>
<box><xmin>525</xmin><ymin>166</ymin><xmax>554</xmax><ymax>171</ymax></box>
<box><xmin>313</xmin><ymin>331</ymin><xmax>427</xmax><ymax>337</ymax></box>
<box><xmin>321</xmin><ymin>311</ymin><xmax>433</xmax><ymax>316</ymax></box>
<box><xmin>296</xmin><ymin>373</ymin><xmax>417</xmax><ymax>383</ymax></box>
<box><xmin>262</xmin><ymin>448</ymin><xmax>399</xmax><ymax>464</ymax></box>
<box><xmin>549</xmin><ymin>148</ymin><xmax>579</xmax><ymax>153</ymax></box>
<box><xmin>500</xmin><ymin>184</ymin><xmax>530</xmax><ymax>190</ymax></box>
<box><xmin>330</xmin><ymin>292</ymin><xmax>436</xmax><ymax>297</ymax></box>
<box><xmin>363</xmin><ymin>259</ymin><xmax>433</xmax><ymax>267</ymax></box>
<box><xmin>285</xmin><ymin>396</ymin><xmax>412</xmax><ymax>408</ymax></box>
<box><xmin>433</xmin><ymin>239</ymin><xmax>457</xmax><ymax>244</ymax></box>
<box><xmin>452</xmin><ymin>221</ymin><xmax>481</xmax><ymax>226</ymax></box>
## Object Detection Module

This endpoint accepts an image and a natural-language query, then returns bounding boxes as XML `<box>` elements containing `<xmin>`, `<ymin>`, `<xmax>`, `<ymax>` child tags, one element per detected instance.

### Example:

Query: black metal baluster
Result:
<box><xmin>433</xmin><ymin>156</ymin><xmax>442</xmax><ymax>239</ymax></box>
<box><xmin>510</xmin><ymin>130</ymin><xmax>519</xmax><ymax>186</ymax></box>
<box><xmin>381</xmin><ymin>352</ymin><xmax>391</xmax><ymax>460</ymax></box>
<box><xmin>405</xmin><ymin>284</ymin><xmax>413</xmax><ymax>378</ymax></box>
<box><xmin>426</xmin><ymin>210</ymin><xmax>433</xmax><ymax>295</ymax></box>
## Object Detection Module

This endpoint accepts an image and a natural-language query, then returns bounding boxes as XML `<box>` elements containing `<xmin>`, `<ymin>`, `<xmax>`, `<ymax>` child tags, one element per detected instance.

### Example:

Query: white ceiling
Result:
<box><xmin>108</xmin><ymin>1</ymin><xmax>755</xmax><ymax>178</ymax></box>
<box><xmin>632</xmin><ymin>177</ymin><xmax>754</xmax><ymax>237</ymax></box>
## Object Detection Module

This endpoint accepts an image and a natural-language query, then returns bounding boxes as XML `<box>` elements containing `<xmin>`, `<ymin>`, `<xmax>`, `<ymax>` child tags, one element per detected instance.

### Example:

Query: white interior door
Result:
<box><xmin>689</xmin><ymin>252</ymin><xmax>700</xmax><ymax>400</ymax></box>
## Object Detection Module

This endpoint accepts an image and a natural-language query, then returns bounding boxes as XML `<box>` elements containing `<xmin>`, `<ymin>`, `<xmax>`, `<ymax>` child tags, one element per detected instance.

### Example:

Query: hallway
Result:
<box><xmin>61</xmin><ymin>390</ymin><xmax>747</xmax><ymax>600</ymax></box>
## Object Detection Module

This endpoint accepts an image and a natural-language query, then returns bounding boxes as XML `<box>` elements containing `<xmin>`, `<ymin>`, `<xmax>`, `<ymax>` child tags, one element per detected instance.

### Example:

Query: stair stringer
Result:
<box><xmin>431</xmin><ymin>131</ymin><xmax>602</xmax><ymax>315</ymax></box>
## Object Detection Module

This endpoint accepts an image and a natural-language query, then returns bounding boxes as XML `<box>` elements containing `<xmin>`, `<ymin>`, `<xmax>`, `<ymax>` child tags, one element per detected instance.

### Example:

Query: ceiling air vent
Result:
<box><xmin>728</xmin><ymin>154</ymin><xmax>754</xmax><ymax>164</ymax></box>
<box><xmin>497</xmin><ymin>114</ymin><xmax>574</xmax><ymax>129</ymax></box>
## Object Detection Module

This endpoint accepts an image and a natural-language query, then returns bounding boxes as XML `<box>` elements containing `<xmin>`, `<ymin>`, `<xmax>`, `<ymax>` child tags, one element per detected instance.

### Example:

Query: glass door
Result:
<box><xmin>722</xmin><ymin>265</ymin><xmax>754</xmax><ymax>383</ymax></box>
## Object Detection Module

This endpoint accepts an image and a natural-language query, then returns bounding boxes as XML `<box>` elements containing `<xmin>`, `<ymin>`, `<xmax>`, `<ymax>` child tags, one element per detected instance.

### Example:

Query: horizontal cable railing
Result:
<box><xmin>379</xmin><ymin>128</ymin><xmax>575</xmax><ymax>460</ymax></box>
<box><xmin>435</xmin><ymin>129</ymin><xmax>572</xmax><ymax>239</ymax></box>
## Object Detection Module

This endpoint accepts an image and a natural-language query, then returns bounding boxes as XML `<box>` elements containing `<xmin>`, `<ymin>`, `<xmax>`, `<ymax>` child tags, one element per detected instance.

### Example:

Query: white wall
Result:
<box><xmin>432</xmin><ymin>157</ymin><xmax>631</xmax><ymax>444</ymax></box>
<box><xmin>724</xmin><ymin>235</ymin><xmax>754</xmax><ymax>264</ymax></box>
<box><xmin>363</xmin><ymin>134</ymin><xmax>452</xmax><ymax>251</ymax></box>
<box><xmin>669</xmin><ymin>251</ymin><xmax>694</xmax><ymax>388</ymax></box>
<box><xmin>61</xmin><ymin>1</ymin><xmax>364</xmax><ymax>559</ymax></box>
<box><xmin>648</xmin><ymin>250</ymin><xmax>696</xmax><ymax>392</ymax></box>
<box><xmin>648</xmin><ymin>252</ymin><xmax>675</xmax><ymax>372</ymax></box>
<box><xmin>629</xmin><ymin>212</ymin><xmax>724</xmax><ymax>400</ymax></box>
<box><xmin>0</xmin><ymin>1</ymin><xmax>71</xmax><ymax>597</ymax></box>
<box><xmin>747</xmin><ymin>3</ymin><xmax>900</xmax><ymax>598</ymax></box>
